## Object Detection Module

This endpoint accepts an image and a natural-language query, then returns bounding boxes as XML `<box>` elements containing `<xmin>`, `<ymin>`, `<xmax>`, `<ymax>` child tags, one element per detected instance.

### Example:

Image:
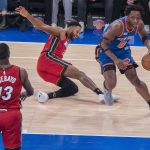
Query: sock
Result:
<box><xmin>48</xmin><ymin>92</ymin><xmax>56</xmax><ymax>99</ymax></box>
<box><xmin>94</xmin><ymin>88</ymin><xmax>103</xmax><ymax>95</ymax></box>
<box><xmin>47</xmin><ymin>89</ymin><xmax>65</xmax><ymax>99</ymax></box>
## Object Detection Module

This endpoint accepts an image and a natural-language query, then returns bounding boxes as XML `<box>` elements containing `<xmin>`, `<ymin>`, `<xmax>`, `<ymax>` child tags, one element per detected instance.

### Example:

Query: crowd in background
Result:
<box><xmin>0</xmin><ymin>0</ymin><xmax>150</xmax><ymax>32</ymax></box>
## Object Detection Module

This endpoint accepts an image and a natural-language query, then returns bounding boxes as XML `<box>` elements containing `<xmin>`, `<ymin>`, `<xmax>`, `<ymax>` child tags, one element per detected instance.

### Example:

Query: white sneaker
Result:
<box><xmin>99</xmin><ymin>94</ymin><xmax>120</xmax><ymax>105</ymax></box>
<box><xmin>100</xmin><ymin>84</ymin><xmax>120</xmax><ymax>105</ymax></box>
<box><xmin>112</xmin><ymin>94</ymin><xmax>120</xmax><ymax>102</ymax></box>
<box><xmin>104</xmin><ymin>86</ymin><xmax>113</xmax><ymax>105</ymax></box>
<box><xmin>36</xmin><ymin>91</ymin><xmax>49</xmax><ymax>103</ymax></box>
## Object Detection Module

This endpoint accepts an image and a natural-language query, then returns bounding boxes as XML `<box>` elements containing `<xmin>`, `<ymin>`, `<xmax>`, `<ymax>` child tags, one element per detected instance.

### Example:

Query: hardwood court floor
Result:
<box><xmin>8</xmin><ymin>42</ymin><xmax>150</xmax><ymax>137</ymax></box>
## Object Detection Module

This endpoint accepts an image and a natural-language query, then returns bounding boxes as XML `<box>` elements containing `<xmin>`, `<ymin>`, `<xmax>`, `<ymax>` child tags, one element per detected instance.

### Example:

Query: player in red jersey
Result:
<box><xmin>0</xmin><ymin>43</ymin><xmax>34</xmax><ymax>150</ymax></box>
<box><xmin>15</xmin><ymin>6</ymin><xmax>119</xmax><ymax>103</ymax></box>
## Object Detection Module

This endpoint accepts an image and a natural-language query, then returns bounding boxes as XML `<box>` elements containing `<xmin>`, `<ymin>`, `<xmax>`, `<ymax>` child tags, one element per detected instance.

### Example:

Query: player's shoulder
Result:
<box><xmin>106</xmin><ymin>20</ymin><xmax>123</xmax><ymax>37</ymax></box>
<box><xmin>19</xmin><ymin>67</ymin><xmax>27</xmax><ymax>74</ymax></box>
<box><xmin>110</xmin><ymin>20</ymin><xmax>123</xmax><ymax>31</ymax></box>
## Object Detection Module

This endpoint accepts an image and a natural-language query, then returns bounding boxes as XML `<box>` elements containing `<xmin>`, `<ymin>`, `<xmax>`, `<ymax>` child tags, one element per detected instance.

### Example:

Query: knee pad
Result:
<box><xmin>132</xmin><ymin>61</ymin><xmax>139</xmax><ymax>68</ymax></box>
<box><xmin>103</xmin><ymin>64</ymin><xmax>116</xmax><ymax>73</ymax></box>
<box><xmin>58</xmin><ymin>77</ymin><xmax>78</xmax><ymax>97</ymax></box>
<box><xmin>119</xmin><ymin>65</ymin><xmax>134</xmax><ymax>74</ymax></box>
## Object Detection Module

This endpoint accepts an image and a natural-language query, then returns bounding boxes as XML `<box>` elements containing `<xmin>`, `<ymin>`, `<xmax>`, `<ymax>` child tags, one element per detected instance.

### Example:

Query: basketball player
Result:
<box><xmin>15</xmin><ymin>6</ymin><xmax>120</xmax><ymax>103</ymax></box>
<box><xmin>0</xmin><ymin>43</ymin><xmax>34</xmax><ymax>150</ymax></box>
<box><xmin>95</xmin><ymin>5</ymin><xmax>150</xmax><ymax>106</ymax></box>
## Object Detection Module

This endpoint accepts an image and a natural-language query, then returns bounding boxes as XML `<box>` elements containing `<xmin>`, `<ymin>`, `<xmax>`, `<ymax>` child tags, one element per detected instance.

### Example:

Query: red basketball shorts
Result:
<box><xmin>0</xmin><ymin>109</ymin><xmax>22</xmax><ymax>149</ymax></box>
<box><xmin>37</xmin><ymin>53</ymin><xmax>71</xmax><ymax>84</ymax></box>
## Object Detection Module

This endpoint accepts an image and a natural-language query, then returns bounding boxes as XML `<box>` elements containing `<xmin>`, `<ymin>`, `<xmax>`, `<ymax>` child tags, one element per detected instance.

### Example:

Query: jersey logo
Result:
<box><xmin>117</xmin><ymin>37</ymin><xmax>128</xmax><ymax>48</ymax></box>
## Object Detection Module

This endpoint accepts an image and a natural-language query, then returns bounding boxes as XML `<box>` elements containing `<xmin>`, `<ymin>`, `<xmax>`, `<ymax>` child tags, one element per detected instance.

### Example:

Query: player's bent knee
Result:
<box><xmin>66</xmin><ymin>83</ymin><xmax>78</xmax><ymax>96</ymax></box>
<box><xmin>63</xmin><ymin>80</ymin><xmax>78</xmax><ymax>96</ymax></box>
<box><xmin>59</xmin><ymin>77</ymin><xmax>79</xmax><ymax>97</ymax></box>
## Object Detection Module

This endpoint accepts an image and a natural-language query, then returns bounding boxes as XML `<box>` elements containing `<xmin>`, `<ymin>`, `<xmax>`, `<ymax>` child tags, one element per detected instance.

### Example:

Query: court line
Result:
<box><xmin>0</xmin><ymin>41</ymin><xmax>145</xmax><ymax>47</ymax></box>
<box><xmin>11</xmin><ymin>56</ymin><xmax>141</xmax><ymax>63</ymax></box>
<box><xmin>22</xmin><ymin>132</ymin><xmax>150</xmax><ymax>139</ymax></box>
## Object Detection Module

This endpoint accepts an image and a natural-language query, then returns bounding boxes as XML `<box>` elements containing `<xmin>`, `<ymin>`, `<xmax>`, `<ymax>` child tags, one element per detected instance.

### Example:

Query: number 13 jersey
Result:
<box><xmin>0</xmin><ymin>65</ymin><xmax>22</xmax><ymax>109</ymax></box>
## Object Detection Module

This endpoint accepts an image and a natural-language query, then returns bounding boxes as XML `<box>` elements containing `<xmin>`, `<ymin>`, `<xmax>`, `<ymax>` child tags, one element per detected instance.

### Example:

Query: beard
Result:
<box><xmin>68</xmin><ymin>32</ymin><xmax>75</xmax><ymax>41</ymax></box>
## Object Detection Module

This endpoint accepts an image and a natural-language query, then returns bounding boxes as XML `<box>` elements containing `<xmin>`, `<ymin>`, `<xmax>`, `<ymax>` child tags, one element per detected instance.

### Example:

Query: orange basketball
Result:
<box><xmin>141</xmin><ymin>52</ymin><xmax>150</xmax><ymax>71</ymax></box>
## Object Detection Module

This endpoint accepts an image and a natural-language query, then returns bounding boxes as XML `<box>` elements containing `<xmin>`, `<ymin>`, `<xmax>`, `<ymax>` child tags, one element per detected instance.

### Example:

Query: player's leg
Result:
<box><xmin>119</xmin><ymin>49</ymin><xmax>150</xmax><ymax>107</ymax></box>
<box><xmin>36</xmin><ymin>58</ymin><xmax>80</xmax><ymax>102</ymax></box>
<box><xmin>102</xmin><ymin>64</ymin><xmax>117</xmax><ymax>105</ymax></box>
<box><xmin>37</xmin><ymin>63</ymin><xmax>103</xmax><ymax>102</ymax></box>
<box><xmin>125</xmin><ymin>67</ymin><xmax>150</xmax><ymax>107</ymax></box>
<box><xmin>63</xmin><ymin>65</ymin><xmax>103</xmax><ymax>95</ymax></box>
<box><xmin>97</xmin><ymin>47</ymin><xmax>118</xmax><ymax>105</ymax></box>
<box><xmin>37</xmin><ymin>76</ymin><xmax>79</xmax><ymax>102</ymax></box>
<box><xmin>96</xmin><ymin>45</ymin><xmax>119</xmax><ymax>105</ymax></box>
<box><xmin>47</xmin><ymin>76</ymin><xmax>78</xmax><ymax>98</ymax></box>
<box><xmin>3</xmin><ymin>111</ymin><xmax>21</xmax><ymax>150</ymax></box>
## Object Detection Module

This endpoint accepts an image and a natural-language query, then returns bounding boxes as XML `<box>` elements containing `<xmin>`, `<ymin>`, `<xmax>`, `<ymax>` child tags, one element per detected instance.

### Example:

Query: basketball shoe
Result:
<box><xmin>36</xmin><ymin>91</ymin><xmax>49</xmax><ymax>103</ymax></box>
<box><xmin>99</xmin><ymin>89</ymin><xmax>120</xmax><ymax>105</ymax></box>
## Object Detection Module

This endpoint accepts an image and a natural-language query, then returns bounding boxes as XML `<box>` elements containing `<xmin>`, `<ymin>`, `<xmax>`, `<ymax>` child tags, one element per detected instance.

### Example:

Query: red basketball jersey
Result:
<box><xmin>0</xmin><ymin>65</ymin><xmax>22</xmax><ymax>109</ymax></box>
<box><xmin>41</xmin><ymin>35</ymin><xmax>69</xmax><ymax>59</ymax></box>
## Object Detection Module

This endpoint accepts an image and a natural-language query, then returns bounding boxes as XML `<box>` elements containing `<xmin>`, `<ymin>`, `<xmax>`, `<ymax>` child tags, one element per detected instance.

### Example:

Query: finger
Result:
<box><xmin>18</xmin><ymin>6</ymin><xmax>23</xmax><ymax>9</ymax></box>
<box><xmin>15</xmin><ymin>8</ymin><xmax>22</xmax><ymax>13</ymax></box>
<box><xmin>15</xmin><ymin>6</ymin><xmax>23</xmax><ymax>11</ymax></box>
<box><xmin>15</xmin><ymin>8</ymin><xmax>20</xmax><ymax>11</ymax></box>
<box><xmin>16</xmin><ymin>6</ymin><xmax>22</xmax><ymax>10</ymax></box>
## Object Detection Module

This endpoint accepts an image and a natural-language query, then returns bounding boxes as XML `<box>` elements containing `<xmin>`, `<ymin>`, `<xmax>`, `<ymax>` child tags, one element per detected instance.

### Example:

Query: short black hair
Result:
<box><xmin>124</xmin><ymin>4</ymin><xmax>145</xmax><ymax>17</ymax></box>
<box><xmin>67</xmin><ymin>20</ymin><xmax>81</xmax><ymax>28</ymax></box>
<box><xmin>0</xmin><ymin>43</ymin><xmax>10</xmax><ymax>59</ymax></box>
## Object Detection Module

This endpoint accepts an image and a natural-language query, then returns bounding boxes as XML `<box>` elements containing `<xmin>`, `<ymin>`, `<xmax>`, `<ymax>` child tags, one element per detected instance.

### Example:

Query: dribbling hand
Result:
<box><xmin>114</xmin><ymin>59</ymin><xmax>127</xmax><ymax>70</ymax></box>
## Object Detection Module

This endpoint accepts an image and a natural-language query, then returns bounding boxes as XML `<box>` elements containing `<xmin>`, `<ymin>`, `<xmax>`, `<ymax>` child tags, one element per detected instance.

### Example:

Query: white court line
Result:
<box><xmin>0</xmin><ymin>41</ymin><xmax>145</xmax><ymax>47</ymax></box>
<box><xmin>22</xmin><ymin>132</ymin><xmax>150</xmax><ymax>138</ymax></box>
<box><xmin>11</xmin><ymin>57</ymin><xmax>95</xmax><ymax>61</ymax></box>
<box><xmin>11</xmin><ymin>56</ymin><xmax>141</xmax><ymax>63</ymax></box>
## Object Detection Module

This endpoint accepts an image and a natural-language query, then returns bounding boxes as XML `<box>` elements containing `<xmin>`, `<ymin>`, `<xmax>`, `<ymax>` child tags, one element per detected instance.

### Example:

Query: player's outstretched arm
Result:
<box><xmin>15</xmin><ymin>6</ymin><xmax>61</xmax><ymax>36</ymax></box>
<box><xmin>20</xmin><ymin>68</ymin><xmax>34</xmax><ymax>101</ymax></box>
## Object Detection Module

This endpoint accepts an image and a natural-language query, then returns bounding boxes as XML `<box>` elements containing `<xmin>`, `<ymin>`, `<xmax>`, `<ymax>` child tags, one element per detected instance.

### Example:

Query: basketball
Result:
<box><xmin>141</xmin><ymin>52</ymin><xmax>150</xmax><ymax>71</ymax></box>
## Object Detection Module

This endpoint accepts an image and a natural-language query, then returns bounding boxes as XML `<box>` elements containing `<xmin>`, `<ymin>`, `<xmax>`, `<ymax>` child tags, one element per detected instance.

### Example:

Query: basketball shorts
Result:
<box><xmin>97</xmin><ymin>47</ymin><xmax>134</xmax><ymax>73</ymax></box>
<box><xmin>37</xmin><ymin>53</ymin><xmax>71</xmax><ymax>85</ymax></box>
<box><xmin>0</xmin><ymin>109</ymin><xmax>22</xmax><ymax>149</ymax></box>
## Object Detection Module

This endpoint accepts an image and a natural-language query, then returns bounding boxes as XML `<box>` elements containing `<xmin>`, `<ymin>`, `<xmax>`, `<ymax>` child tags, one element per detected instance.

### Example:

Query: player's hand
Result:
<box><xmin>114</xmin><ymin>59</ymin><xmax>127</xmax><ymax>70</ymax></box>
<box><xmin>15</xmin><ymin>6</ymin><xmax>29</xmax><ymax>18</ymax></box>
<box><xmin>127</xmin><ymin>0</ymin><xmax>134</xmax><ymax>5</ymax></box>
<box><xmin>20</xmin><ymin>92</ymin><xmax>27</xmax><ymax>101</ymax></box>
